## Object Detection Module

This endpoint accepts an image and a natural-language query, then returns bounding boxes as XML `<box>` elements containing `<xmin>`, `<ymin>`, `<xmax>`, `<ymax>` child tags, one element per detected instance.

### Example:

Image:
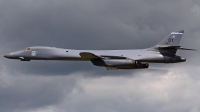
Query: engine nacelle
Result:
<box><xmin>91</xmin><ymin>59</ymin><xmax>149</xmax><ymax>69</ymax></box>
<box><xmin>164</xmin><ymin>56</ymin><xmax>186</xmax><ymax>63</ymax></box>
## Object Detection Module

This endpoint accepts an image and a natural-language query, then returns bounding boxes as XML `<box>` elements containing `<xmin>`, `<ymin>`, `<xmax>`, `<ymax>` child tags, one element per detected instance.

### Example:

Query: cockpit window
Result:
<box><xmin>25</xmin><ymin>48</ymin><xmax>31</xmax><ymax>51</ymax></box>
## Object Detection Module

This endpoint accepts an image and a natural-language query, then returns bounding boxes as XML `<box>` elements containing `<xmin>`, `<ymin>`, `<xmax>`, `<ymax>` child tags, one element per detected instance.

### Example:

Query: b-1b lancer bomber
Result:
<box><xmin>4</xmin><ymin>30</ymin><xmax>195</xmax><ymax>70</ymax></box>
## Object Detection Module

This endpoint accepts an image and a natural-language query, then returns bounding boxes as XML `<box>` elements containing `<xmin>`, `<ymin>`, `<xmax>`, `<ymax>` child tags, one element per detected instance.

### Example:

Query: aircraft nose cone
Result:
<box><xmin>4</xmin><ymin>54</ymin><xmax>10</xmax><ymax>58</ymax></box>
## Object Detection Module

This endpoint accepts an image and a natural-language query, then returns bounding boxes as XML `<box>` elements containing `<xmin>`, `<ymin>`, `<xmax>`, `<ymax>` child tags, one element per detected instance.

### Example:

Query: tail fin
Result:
<box><xmin>155</xmin><ymin>30</ymin><xmax>184</xmax><ymax>56</ymax></box>
<box><xmin>152</xmin><ymin>30</ymin><xmax>196</xmax><ymax>56</ymax></box>
<box><xmin>157</xmin><ymin>30</ymin><xmax>184</xmax><ymax>46</ymax></box>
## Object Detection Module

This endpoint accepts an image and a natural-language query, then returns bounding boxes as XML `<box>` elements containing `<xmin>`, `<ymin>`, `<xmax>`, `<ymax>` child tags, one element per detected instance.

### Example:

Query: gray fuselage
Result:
<box><xmin>4</xmin><ymin>46</ymin><xmax>185</xmax><ymax>63</ymax></box>
<box><xmin>4</xmin><ymin>30</ymin><xmax>191</xmax><ymax>70</ymax></box>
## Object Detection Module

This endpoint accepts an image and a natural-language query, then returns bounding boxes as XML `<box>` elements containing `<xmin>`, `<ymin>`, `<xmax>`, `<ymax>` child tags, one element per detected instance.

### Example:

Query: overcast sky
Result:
<box><xmin>1</xmin><ymin>0</ymin><xmax>200</xmax><ymax>112</ymax></box>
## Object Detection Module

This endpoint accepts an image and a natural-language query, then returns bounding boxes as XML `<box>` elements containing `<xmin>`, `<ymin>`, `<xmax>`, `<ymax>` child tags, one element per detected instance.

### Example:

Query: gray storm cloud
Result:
<box><xmin>0</xmin><ymin>0</ymin><xmax>200</xmax><ymax>112</ymax></box>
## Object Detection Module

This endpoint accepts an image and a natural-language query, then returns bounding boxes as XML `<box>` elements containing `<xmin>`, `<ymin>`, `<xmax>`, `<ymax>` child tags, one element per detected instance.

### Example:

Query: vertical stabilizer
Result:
<box><xmin>154</xmin><ymin>30</ymin><xmax>184</xmax><ymax>55</ymax></box>
<box><xmin>157</xmin><ymin>30</ymin><xmax>184</xmax><ymax>46</ymax></box>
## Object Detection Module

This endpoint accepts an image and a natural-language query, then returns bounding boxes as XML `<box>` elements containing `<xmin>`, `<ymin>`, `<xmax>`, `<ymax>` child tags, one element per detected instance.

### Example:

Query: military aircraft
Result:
<box><xmin>4</xmin><ymin>30</ymin><xmax>195</xmax><ymax>70</ymax></box>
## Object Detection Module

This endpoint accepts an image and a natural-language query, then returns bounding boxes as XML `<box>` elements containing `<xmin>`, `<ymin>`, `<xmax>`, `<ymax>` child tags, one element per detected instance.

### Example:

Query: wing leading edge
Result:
<box><xmin>79</xmin><ymin>52</ymin><xmax>100</xmax><ymax>59</ymax></box>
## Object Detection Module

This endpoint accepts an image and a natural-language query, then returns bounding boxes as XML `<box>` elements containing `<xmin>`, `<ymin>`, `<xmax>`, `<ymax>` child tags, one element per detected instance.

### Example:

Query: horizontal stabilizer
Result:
<box><xmin>177</xmin><ymin>47</ymin><xmax>197</xmax><ymax>51</ymax></box>
<box><xmin>158</xmin><ymin>46</ymin><xmax>197</xmax><ymax>51</ymax></box>
<box><xmin>79</xmin><ymin>52</ymin><xmax>100</xmax><ymax>59</ymax></box>
<box><xmin>158</xmin><ymin>46</ymin><xmax>181</xmax><ymax>49</ymax></box>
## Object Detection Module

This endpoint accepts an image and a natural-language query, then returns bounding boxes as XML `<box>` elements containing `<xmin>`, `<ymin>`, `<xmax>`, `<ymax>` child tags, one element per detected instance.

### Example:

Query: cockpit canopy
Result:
<box><xmin>25</xmin><ymin>47</ymin><xmax>31</xmax><ymax>51</ymax></box>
